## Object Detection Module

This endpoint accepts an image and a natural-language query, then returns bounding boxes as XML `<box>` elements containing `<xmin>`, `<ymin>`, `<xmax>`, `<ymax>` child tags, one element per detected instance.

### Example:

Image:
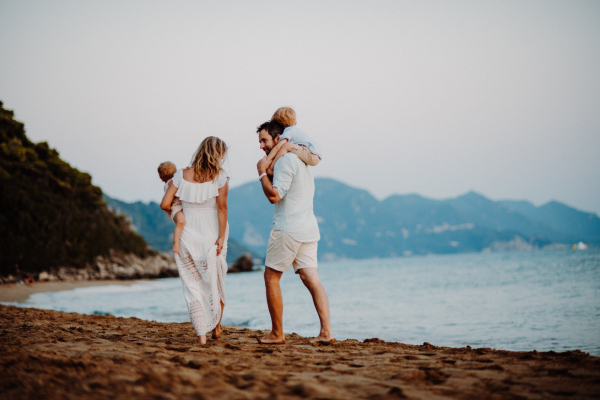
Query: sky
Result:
<box><xmin>1</xmin><ymin>0</ymin><xmax>599</xmax><ymax>214</ymax></box>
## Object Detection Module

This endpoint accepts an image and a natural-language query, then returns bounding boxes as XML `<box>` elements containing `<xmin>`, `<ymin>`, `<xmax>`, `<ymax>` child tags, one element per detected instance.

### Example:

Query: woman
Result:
<box><xmin>161</xmin><ymin>136</ymin><xmax>229</xmax><ymax>345</ymax></box>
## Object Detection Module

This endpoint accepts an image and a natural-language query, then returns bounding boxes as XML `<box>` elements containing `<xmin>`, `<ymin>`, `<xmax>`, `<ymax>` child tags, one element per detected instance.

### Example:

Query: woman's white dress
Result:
<box><xmin>171</xmin><ymin>169</ymin><xmax>229</xmax><ymax>336</ymax></box>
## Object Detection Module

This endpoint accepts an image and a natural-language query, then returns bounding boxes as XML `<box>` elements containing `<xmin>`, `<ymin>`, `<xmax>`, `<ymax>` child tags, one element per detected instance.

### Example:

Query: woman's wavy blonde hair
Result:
<box><xmin>189</xmin><ymin>136</ymin><xmax>228</xmax><ymax>183</ymax></box>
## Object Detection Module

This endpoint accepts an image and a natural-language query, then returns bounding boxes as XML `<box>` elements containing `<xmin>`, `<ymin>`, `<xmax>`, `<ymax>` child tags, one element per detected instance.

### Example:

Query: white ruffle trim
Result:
<box><xmin>175</xmin><ymin>180</ymin><xmax>220</xmax><ymax>203</ymax></box>
<box><xmin>172</xmin><ymin>169</ymin><xmax>228</xmax><ymax>204</ymax></box>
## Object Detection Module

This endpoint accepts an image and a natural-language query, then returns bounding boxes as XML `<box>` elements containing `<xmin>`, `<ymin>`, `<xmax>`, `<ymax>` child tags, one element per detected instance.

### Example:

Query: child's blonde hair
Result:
<box><xmin>158</xmin><ymin>161</ymin><xmax>177</xmax><ymax>182</ymax></box>
<box><xmin>272</xmin><ymin>107</ymin><xmax>297</xmax><ymax>127</ymax></box>
<box><xmin>190</xmin><ymin>136</ymin><xmax>228</xmax><ymax>183</ymax></box>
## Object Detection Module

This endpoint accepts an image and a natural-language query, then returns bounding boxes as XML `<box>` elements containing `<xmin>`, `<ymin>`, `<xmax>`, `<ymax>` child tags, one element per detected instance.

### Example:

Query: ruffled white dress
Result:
<box><xmin>171</xmin><ymin>169</ymin><xmax>229</xmax><ymax>336</ymax></box>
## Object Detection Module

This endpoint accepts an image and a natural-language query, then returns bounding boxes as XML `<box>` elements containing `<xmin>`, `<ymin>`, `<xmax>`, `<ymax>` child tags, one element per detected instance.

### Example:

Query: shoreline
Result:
<box><xmin>0</xmin><ymin>279</ymin><xmax>150</xmax><ymax>303</ymax></box>
<box><xmin>1</xmin><ymin>305</ymin><xmax>599</xmax><ymax>399</ymax></box>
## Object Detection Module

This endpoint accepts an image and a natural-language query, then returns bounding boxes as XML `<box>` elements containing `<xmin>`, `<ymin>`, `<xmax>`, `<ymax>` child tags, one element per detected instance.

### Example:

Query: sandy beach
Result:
<box><xmin>0</xmin><ymin>280</ymin><xmax>145</xmax><ymax>303</ymax></box>
<box><xmin>1</xmin><ymin>304</ymin><xmax>598</xmax><ymax>400</ymax></box>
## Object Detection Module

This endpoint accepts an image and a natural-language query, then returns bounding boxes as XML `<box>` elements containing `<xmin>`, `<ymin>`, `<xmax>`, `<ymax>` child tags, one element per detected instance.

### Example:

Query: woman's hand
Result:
<box><xmin>215</xmin><ymin>237</ymin><xmax>225</xmax><ymax>256</ymax></box>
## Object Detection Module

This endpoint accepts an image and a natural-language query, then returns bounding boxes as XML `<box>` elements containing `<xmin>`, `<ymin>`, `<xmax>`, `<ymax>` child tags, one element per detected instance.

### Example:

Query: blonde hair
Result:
<box><xmin>272</xmin><ymin>107</ymin><xmax>297</xmax><ymax>127</ymax></box>
<box><xmin>189</xmin><ymin>136</ymin><xmax>228</xmax><ymax>183</ymax></box>
<box><xmin>157</xmin><ymin>161</ymin><xmax>177</xmax><ymax>182</ymax></box>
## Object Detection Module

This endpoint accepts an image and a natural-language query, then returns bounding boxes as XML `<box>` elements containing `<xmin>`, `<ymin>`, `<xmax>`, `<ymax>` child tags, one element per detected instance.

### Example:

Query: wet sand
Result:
<box><xmin>1</xmin><ymin>305</ymin><xmax>599</xmax><ymax>399</ymax></box>
<box><xmin>0</xmin><ymin>280</ymin><xmax>144</xmax><ymax>303</ymax></box>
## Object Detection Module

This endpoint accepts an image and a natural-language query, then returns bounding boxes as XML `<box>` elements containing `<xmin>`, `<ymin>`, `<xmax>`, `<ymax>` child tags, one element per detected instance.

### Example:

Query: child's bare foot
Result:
<box><xmin>213</xmin><ymin>325</ymin><xmax>222</xmax><ymax>339</ymax></box>
<box><xmin>257</xmin><ymin>332</ymin><xmax>286</xmax><ymax>344</ymax></box>
<box><xmin>173</xmin><ymin>242</ymin><xmax>180</xmax><ymax>254</ymax></box>
<box><xmin>198</xmin><ymin>334</ymin><xmax>207</xmax><ymax>345</ymax></box>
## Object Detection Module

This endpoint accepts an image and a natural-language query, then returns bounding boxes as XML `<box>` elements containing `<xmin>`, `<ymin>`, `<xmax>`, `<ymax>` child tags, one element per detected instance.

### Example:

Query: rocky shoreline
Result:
<box><xmin>0</xmin><ymin>252</ymin><xmax>256</xmax><ymax>285</ymax></box>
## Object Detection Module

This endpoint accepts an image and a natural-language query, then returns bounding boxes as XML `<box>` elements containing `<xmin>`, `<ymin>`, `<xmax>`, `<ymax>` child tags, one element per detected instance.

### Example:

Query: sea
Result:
<box><xmin>4</xmin><ymin>249</ymin><xmax>600</xmax><ymax>355</ymax></box>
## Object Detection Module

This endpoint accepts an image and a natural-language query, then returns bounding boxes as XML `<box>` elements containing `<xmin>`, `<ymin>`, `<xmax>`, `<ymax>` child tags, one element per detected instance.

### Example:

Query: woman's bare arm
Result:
<box><xmin>215</xmin><ymin>180</ymin><xmax>229</xmax><ymax>256</ymax></box>
<box><xmin>160</xmin><ymin>182</ymin><xmax>177</xmax><ymax>211</ymax></box>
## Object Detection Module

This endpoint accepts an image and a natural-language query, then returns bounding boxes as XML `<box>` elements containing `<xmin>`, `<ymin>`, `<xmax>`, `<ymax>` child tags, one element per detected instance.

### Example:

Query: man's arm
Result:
<box><xmin>257</xmin><ymin>156</ymin><xmax>281</xmax><ymax>204</ymax></box>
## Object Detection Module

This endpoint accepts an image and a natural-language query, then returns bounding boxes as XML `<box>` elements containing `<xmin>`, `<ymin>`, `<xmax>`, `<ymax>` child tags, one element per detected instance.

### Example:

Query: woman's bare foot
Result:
<box><xmin>257</xmin><ymin>331</ymin><xmax>286</xmax><ymax>344</ymax></box>
<box><xmin>198</xmin><ymin>334</ymin><xmax>207</xmax><ymax>345</ymax></box>
<box><xmin>172</xmin><ymin>242</ymin><xmax>180</xmax><ymax>254</ymax></box>
<box><xmin>309</xmin><ymin>335</ymin><xmax>335</xmax><ymax>344</ymax></box>
<box><xmin>212</xmin><ymin>325</ymin><xmax>222</xmax><ymax>339</ymax></box>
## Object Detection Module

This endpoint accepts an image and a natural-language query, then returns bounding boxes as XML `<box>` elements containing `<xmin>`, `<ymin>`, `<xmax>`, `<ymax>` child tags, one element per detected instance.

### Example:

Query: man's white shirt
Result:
<box><xmin>271</xmin><ymin>153</ymin><xmax>320</xmax><ymax>243</ymax></box>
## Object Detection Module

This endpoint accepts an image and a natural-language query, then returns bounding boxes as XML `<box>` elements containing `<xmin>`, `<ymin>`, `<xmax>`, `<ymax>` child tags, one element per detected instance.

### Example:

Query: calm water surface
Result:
<box><xmin>5</xmin><ymin>250</ymin><xmax>599</xmax><ymax>355</ymax></box>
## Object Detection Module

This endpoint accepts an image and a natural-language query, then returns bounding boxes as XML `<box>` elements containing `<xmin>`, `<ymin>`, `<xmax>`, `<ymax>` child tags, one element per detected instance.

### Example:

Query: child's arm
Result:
<box><xmin>267</xmin><ymin>141</ymin><xmax>294</xmax><ymax>175</ymax></box>
<box><xmin>160</xmin><ymin>181</ymin><xmax>177</xmax><ymax>211</ymax></box>
<box><xmin>265</xmin><ymin>138</ymin><xmax>288</xmax><ymax>163</ymax></box>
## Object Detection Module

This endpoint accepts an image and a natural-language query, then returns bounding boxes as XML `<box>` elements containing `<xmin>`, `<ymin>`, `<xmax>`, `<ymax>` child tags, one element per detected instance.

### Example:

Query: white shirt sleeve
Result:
<box><xmin>280</xmin><ymin>129</ymin><xmax>293</xmax><ymax>142</ymax></box>
<box><xmin>272</xmin><ymin>154</ymin><xmax>296</xmax><ymax>199</ymax></box>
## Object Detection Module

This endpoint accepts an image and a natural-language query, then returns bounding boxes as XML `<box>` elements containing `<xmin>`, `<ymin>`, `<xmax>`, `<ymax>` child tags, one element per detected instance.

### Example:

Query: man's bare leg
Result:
<box><xmin>298</xmin><ymin>268</ymin><xmax>335</xmax><ymax>343</ymax></box>
<box><xmin>258</xmin><ymin>266</ymin><xmax>286</xmax><ymax>344</ymax></box>
<box><xmin>213</xmin><ymin>300</ymin><xmax>225</xmax><ymax>339</ymax></box>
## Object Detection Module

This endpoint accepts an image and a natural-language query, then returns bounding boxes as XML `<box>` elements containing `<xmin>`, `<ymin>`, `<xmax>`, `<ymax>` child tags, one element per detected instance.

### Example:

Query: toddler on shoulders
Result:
<box><xmin>157</xmin><ymin>161</ymin><xmax>185</xmax><ymax>254</ymax></box>
<box><xmin>265</xmin><ymin>107</ymin><xmax>322</xmax><ymax>175</ymax></box>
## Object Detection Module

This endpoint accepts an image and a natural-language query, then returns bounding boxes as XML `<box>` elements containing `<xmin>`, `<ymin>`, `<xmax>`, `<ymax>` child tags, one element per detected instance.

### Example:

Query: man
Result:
<box><xmin>255</xmin><ymin>121</ymin><xmax>334</xmax><ymax>344</ymax></box>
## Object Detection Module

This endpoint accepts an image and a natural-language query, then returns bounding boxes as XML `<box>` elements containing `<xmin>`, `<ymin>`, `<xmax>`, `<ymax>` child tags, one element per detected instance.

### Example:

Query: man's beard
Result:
<box><xmin>264</xmin><ymin>145</ymin><xmax>275</xmax><ymax>155</ymax></box>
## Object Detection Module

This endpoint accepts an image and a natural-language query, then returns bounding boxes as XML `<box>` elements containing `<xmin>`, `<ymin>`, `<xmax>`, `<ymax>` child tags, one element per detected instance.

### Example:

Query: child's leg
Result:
<box><xmin>291</xmin><ymin>144</ymin><xmax>320</xmax><ymax>166</ymax></box>
<box><xmin>172</xmin><ymin>211</ymin><xmax>186</xmax><ymax>254</ymax></box>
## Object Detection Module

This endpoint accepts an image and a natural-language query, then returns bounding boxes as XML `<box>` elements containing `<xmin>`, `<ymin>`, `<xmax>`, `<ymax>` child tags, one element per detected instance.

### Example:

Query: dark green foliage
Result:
<box><xmin>0</xmin><ymin>101</ymin><xmax>150</xmax><ymax>276</ymax></box>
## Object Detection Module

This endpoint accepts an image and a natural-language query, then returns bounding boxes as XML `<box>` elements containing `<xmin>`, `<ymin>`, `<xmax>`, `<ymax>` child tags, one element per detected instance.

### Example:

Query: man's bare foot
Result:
<box><xmin>310</xmin><ymin>335</ymin><xmax>335</xmax><ymax>345</ymax></box>
<box><xmin>212</xmin><ymin>325</ymin><xmax>222</xmax><ymax>339</ymax></box>
<box><xmin>257</xmin><ymin>332</ymin><xmax>286</xmax><ymax>344</ymax></box>
<box><xmin>198</xmin><ymin>334</ymin><xmax>207</xmax><ymax>345</ymax></box>
<box><xmin>173</xmin><ymin>242</ymin><xmax>180</xmax><ymax>254</ymax></box>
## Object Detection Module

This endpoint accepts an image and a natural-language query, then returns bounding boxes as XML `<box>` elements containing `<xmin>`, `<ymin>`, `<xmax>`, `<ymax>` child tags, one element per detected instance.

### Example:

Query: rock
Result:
<box><xmin>1</xmin><ymin>252</ymin><xmax>179</xmax><ymax>284</ymax></box>
<box><xmin>228</xmin><ymin>253</ymin><xmax>254</xmax><ymax>273</ymax></box>
<box><xmin>38</xmin><ymin>271</ymin><xmax>50</xmax><ymax>282</ymax></box>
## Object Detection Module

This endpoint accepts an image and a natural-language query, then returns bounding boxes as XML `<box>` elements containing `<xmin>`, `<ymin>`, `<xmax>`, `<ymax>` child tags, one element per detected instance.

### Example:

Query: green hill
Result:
<box><xmin>0</xmin><ymin>101</ymin><xmax>150</xmax><ymax>276</ymax></box>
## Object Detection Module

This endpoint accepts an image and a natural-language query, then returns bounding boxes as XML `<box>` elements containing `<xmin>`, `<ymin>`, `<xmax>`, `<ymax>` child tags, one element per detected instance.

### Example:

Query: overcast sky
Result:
<box><xmin>1</xmin><ymin>0</ymin><xmax>599</xmax><ymax>214</ymax></box>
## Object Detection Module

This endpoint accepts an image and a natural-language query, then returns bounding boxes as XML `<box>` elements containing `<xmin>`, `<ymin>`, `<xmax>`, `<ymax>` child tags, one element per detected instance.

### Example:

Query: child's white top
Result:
<box><xmin>280</xmin><ymin>126</ymin><xmax>322</xmax><ymax>159</ymax></box>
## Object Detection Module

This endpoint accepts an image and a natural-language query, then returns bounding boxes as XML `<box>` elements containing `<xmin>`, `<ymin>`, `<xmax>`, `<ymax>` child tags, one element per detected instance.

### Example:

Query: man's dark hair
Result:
<box><xmin>256</xmin><ymin>120</ymin><xmax>285</xmax><ymax>140</ymax></box>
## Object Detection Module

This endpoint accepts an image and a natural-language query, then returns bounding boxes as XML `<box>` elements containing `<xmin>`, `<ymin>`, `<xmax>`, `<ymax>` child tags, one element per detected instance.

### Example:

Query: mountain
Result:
<box><xmin>0</xmin><ymin>101</ymin><xmax>150</xmax><ymax>276</ymax></box>
<box><xmin>499</xmin><ymin>200</ymin><xmax>600</xmax><ymax>243</ymax></box>
<box><xmin>228</xmin><ymin>178</ymin><xmax>600</xmax><ymax>260</ymax></box>
<box><xmin>103</xmin><ymin>195</ymin><xmax>260</xmax><ymax>264</ymax></box>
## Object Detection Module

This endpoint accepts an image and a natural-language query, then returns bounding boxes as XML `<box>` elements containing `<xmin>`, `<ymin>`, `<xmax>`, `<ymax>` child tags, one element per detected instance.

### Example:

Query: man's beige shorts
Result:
<box><xmin>265</xmin><ymin>230</ymin><xmax>318</xmax><ymax>273</ymax></box>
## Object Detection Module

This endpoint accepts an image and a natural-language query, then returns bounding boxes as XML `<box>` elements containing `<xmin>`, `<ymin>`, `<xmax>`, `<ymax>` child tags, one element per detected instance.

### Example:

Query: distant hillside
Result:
<box><xmin>0</xmin><ymin>101</ymin><xmax>150</xmax><ymax>276</ymax></box>
<box><xmin>228</xmin><ymin>178</ymin><xmax>600</xmax><ymax>260</ymax></box>
<box><xmin>103</xmin><ymin>195</ymin><xmax>261</xmax><ymax>264</ymax></box>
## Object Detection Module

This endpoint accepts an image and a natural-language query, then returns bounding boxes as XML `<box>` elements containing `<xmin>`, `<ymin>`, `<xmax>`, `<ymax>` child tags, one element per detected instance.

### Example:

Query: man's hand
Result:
<box><xmin>257</xmin><ymin>156</ymin><xmax>271</xmax><ymax>176</ymax></box>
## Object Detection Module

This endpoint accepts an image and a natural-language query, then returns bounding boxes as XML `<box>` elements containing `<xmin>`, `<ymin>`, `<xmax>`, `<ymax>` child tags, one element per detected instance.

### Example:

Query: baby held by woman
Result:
<box><xmin>157</xmin><ymin>162</ymin><xmax>185</xmax><ymax>254</ymax></box>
